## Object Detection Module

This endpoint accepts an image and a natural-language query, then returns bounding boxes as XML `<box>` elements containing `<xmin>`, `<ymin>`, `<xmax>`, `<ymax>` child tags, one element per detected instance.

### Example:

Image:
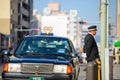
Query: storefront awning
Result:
<box><xmin>114</xmin><ymin>41</ymin><xmax>120</xmax><ymax>47</ymax></box>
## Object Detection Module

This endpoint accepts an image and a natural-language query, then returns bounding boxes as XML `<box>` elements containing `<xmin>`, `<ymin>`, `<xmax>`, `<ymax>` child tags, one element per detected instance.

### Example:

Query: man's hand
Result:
<box><xmin>80</xmin><ymin>47</ymin><xmax>83</xmax><ymax>53</ymax></box>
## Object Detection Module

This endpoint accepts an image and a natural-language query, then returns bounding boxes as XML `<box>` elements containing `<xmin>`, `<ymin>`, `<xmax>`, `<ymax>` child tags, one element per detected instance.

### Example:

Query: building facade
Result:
<box><xmin>0</xmin><ymin>0</ymin><xmax>33</xmax><ymax>49</ymax></box>
<box><xmin>116</xmin><ymin>0</ymin><xmax>120</xmax><ymax>39</ymax></box>
<box><xmin>32</xmin><ymin>10</ymin><xmax>42</xmax><ymax>34</ymax></box>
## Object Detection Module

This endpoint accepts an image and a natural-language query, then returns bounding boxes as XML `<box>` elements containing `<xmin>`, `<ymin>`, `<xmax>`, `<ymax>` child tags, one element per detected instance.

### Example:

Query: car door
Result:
<box><xmin>68</xmin><ymin>39</ymin><xmax>80</xmax><ymax>80</ymax></box>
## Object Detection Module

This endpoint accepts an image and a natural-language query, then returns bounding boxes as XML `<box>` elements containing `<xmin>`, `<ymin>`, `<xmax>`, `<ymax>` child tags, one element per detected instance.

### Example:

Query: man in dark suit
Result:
<box><xmin>83</xmin><ymin>25</ymin><xmax>100</xmax><ymax>62</ymax></box>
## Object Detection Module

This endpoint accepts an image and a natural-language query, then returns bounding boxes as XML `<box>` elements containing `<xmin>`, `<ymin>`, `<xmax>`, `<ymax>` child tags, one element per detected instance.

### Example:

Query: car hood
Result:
<box><xmin>9</xmin><ymin>55</ymin><xmax>71</xmax><ymax>64</ymax></box>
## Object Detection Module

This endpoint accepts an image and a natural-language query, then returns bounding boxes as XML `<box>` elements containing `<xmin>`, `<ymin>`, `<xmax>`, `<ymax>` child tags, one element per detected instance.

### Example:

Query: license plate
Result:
<box><xmin>29</xmin><ymin>77</ymin><xmax>44</xmax><ymax>80</ymax></box>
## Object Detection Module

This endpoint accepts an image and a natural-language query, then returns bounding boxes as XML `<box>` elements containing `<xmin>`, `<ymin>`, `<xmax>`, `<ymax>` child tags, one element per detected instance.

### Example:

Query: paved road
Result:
<box><xmin>78</xmin><ymin>64</ymin><xmax>86</xmax><ymax>80</ymax></box>
<box><xmin>78</xmin><ymin>63</ymin><xmax>120</xmax><ymax>80</ymax></box>
<box><xmin>0</xmin><ymin>64</ymin><xmax>3</xmax><ymax>80</ymax></box>
<box><xmin>113</xmin><ymin>64</ymin><xmax>120</xmax><ymax>80</ymax></box>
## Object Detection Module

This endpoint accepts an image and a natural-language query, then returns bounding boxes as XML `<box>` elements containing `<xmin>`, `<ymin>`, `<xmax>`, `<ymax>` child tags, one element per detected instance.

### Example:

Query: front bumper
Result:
<box><xmin>2</xmin><ymin>72</ymin><xmax>73</xmax><ymax>80</ymax></box>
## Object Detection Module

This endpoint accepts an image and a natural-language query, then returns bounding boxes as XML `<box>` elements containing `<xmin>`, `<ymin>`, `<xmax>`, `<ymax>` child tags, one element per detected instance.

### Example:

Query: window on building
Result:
<box><xmin>18</xmin><ymin>15</ymin><xmax>21</xmax><ymax>25</ymax></box>
<box><xmin>18</xmin><ymin>3</ymin><xmax>20</xmax><ymax>13</ymax></box>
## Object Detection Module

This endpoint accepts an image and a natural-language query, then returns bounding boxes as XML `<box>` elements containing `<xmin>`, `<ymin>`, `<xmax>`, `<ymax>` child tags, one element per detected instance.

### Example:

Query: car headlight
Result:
<box><xmin>3</xmin><ymin>63</ymin><xmax>21</xmax><ymax>72</ymax></box>
<box><xmin>53</xmin><ymin>65</ymin><xmax>72</xmax><ymax>74</ymax></box>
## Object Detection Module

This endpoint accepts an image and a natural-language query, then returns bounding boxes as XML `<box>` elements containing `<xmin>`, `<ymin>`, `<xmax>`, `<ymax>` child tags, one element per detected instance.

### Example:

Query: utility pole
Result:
<box><xmin>100</xmin><ymin>0</ymin><xmax>109</xmax><ymax>80</ymax></box>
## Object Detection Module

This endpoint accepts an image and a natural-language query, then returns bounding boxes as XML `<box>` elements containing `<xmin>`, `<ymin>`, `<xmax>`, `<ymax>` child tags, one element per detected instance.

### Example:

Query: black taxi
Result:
<box><xmin>2</xmin><ymin>32</ymin><xmax>80</xmax><ymax>80</ymax></box>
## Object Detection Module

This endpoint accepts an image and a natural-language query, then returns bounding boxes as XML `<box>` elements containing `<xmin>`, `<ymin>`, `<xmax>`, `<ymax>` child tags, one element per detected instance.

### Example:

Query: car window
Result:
<box><xmin>15</xmin><ymin>37</ymin><xmax>71</xmax><ymax>56</ymax></box>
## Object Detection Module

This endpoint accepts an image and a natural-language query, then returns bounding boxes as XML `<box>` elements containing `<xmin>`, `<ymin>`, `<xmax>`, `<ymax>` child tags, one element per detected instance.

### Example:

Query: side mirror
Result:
<box><xmin>2</xmin><ymin>49</ymin><xmax>14</xmax><ymax>56</ymax></box>
<box><xmin>2</xmin><ymin>50</ymin><xmax>9</xmax><ymax>55</ymax></box>
<box><xmin>1</xmin><ymin>50</ymin><xmax>10</xmax><ymax>63</ymax></box>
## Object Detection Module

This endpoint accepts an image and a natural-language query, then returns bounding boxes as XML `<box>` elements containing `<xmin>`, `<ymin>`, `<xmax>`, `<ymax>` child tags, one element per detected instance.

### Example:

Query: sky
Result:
<box><xmin>33</xmin><ymin>0</ymin><xmax>116</xmax><ymax>42</ymax></box>
<box><xmin>33</xmin><ymin>0</ymin><xmax>116</xmax><ymax>24</ymax></box>
<box><xmin>34</xmin><ymin>0</ymin><xmax>100</xmax><ymax>21</ymax></box>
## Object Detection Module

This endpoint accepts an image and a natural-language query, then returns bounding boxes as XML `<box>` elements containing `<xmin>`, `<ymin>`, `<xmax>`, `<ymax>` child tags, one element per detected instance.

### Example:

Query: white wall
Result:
<box><xmin>41</xmin><ymin>15</ymin><xmax>68</xmax><ymax>37</ymax></box>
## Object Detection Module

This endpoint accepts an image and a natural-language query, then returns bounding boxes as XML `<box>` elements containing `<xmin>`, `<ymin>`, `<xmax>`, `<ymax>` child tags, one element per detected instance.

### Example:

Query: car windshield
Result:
<box><xmin>15</xmin><ymin>37</ymin><xmax>71</xmax><ymax>57</ymax></box>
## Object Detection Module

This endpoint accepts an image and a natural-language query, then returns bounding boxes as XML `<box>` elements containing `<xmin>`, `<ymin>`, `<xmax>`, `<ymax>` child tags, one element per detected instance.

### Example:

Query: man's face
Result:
<box><xmin>91</xmin><ymin>30</ymin><xmax>97</xmax><ymax>35</ymax></box>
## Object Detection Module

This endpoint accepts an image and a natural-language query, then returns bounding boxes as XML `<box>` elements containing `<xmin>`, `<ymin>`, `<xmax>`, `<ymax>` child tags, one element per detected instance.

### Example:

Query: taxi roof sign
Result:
<box><xmin>40</xmin><ymin>33</ymin><xmax>53</xmax><ymax>36</ymax></box>
<box><xmin>43</xmin><ymin>26</ymin><xmax>53</xmax><ymax>35</ymax></box>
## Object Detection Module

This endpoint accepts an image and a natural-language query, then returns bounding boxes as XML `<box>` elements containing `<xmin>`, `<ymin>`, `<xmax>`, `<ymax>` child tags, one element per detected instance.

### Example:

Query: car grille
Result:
<box><xmin>21</xmin><ymin>63</ymin><xmax>54</xmax><ymax>73</ymax></box>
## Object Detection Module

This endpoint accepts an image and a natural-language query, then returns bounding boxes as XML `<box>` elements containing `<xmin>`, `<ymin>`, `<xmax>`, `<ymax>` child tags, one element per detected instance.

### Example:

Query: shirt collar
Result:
<box><xmin>88</xmin><ymin>32</ymin><xmax>94</xmax><ymax>36</ymax></box>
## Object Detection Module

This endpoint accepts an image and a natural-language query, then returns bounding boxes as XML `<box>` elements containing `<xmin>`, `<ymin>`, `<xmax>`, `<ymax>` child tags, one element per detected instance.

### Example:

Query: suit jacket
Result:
<box><xmin>83</xmin><ymin>33</ymin><xmax>99</xmax><ymax>62</ymax></box>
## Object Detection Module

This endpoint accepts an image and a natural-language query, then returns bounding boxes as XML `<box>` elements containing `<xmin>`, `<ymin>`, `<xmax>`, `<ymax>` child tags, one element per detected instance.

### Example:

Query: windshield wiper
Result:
<box><xmin>16</xmin><ymin>52</ymin><xmax>44</xmax><ymax>57</ymax></box>
<box><xmin>15</xmin><ymin>52</ymin><xmax>72</xmax><ymax>58</ymax></box>
<box><xmin>45</xmin><ymin>53</ymin><xmax>72</xmax><ymax>57</ymax></box>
